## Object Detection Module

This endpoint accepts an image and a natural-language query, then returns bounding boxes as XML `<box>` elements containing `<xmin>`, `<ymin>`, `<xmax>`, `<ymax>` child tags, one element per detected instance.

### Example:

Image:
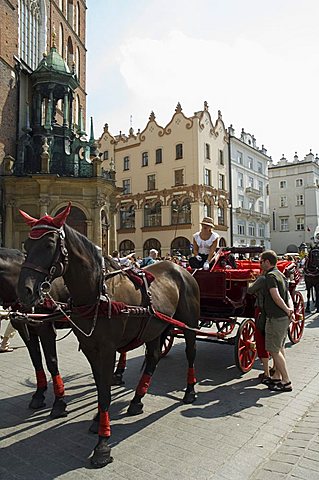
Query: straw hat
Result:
<box><xmin>200</xmin><ymin>216</ymin><xmax>215</xmax><ymax>228</ymax></box>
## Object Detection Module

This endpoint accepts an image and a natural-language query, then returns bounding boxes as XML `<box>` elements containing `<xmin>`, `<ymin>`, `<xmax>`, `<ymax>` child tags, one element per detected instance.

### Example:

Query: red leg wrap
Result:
<box><xmin>36</xmin><ymin>369</ymin><xmax>47</xmax><ymax>389</ymax></box>
<box><xmin>187</xmin><ymin>367</ymin><xmax>196</xmax><ymax>385</ymax></box>
<box><xmin>117</xmin><ymin>352</ymin><xmax>127</xmax><ymax>370</ymax></box>
<box><xmin>98</xmin><ymin>405</ymin><xmax>111</xmax><ymax>437</ymax></box>
<box><xmin>136</xmin><ymin>373</ymin><xmax>152</xmax><ymax>397</ymax></box>
<box><xmin>52</xmin><ymin>374</ymin><xmax>65</xmax><ymax>397</ymax></box>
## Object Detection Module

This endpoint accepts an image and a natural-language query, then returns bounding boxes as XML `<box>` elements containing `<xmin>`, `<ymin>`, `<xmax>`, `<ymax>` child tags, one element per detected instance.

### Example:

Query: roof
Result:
<box><xmin>34</xmin><ymin>47</ymin><xmax>70</xmax><ymax>75</ymax></box>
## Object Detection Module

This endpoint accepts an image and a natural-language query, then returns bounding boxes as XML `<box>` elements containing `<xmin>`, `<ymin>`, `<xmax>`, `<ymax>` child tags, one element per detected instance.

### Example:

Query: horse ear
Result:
<box><xmin>19</xmin><ymin>209</ymin><xmax>39</xmax><ymax>227</ymax></box>
<box><xmin>52</xmin><ymin>202</ymin><xmax>72</xmax><ymax>227</ymax></box>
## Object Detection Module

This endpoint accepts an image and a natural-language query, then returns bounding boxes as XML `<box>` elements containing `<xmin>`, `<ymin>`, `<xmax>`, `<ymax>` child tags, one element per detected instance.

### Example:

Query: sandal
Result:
<box><xmin>268</xmin><ymin>381</ymin><xmax>292</xmax><ymax>392</ymax></box>
<box><xmin>262</xmin><ymin>377</ymin><xmax>281</xmax><ymax>386</ymax></box>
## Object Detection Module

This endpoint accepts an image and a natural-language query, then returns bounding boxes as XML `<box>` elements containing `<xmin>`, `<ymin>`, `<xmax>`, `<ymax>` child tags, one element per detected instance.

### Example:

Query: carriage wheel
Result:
<box><xmin>161</xmin><ymin>333</ymin><xmax>174</xmax><ymax>357</ymax></box>
<box><xmin>216</xmin><ymin>321</ymin><xmax>236</xmax><ymax>335</ymax></box>
<box><xmin>234</xmin><ymin>318</ymin><xmax>256</xmax><ymax>373</ymax></box>
<box><xmin>288</xmin><ymin>290</ymin><xmax>305</xmax><ymax>344</ymax></box>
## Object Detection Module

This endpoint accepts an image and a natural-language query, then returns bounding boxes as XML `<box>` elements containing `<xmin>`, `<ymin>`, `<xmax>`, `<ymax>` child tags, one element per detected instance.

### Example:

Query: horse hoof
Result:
<box><xmin>89</xmin><ymin>419</ymin><xmax>99</xmax><ymax>434</ymax></box>
<box><xmin>111</xmin><ymin>374</ymin><xmax>125</xmax><ymax>386</ymax></box>
<box><xmin>29</xmin><ymin>392</ymin><xmax>46</xmax><ymax>410</ymax></box>
<box><xmin>50</xmin><ymin>398</ymin><xmax>68</xmax><ymax>419</ymax></box>
<box><xmin>183</xmin><ymin>391</ymin><xmax>197</xmax><ymax>404</ymax></box>
<box><xmin>90</xmin><ymin>440</ymin><xmax>113</xmax><ymax>468</ymax></box>
<box><xmin>127</xmin><ymin>401</ymin><xmax>144</xmax><ymax>416</ymax></box>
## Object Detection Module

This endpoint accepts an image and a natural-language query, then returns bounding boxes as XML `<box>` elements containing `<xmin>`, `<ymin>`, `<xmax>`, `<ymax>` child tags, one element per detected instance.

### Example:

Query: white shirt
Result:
<box><xmin>193</xmin><ymin>231</ymin><xmax>219</xmax><ymax>255</ymax></box>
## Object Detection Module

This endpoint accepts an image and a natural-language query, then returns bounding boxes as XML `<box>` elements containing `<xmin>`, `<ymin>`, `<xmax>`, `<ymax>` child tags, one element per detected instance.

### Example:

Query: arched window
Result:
<box><xmin>67</xmin><ymin>0</ymin><xmax>74</xmax><ymax>25</ymax></box>
<box><xmin>119</xmin><ymin>240</ymin><xmax>135</xmax><ymax>257</ymax></box>
<box><xmin>144</xmin><ymin>202</ymin><xmax>161</xmax><ymax>227</ymax></box>
<box><xmin>75</xmin><ymin>46</ymin><xmax>80</xmax><ymax>78</ymax></box>
<box><xmin>143</xmin><ymin>239</ymin><xmax>161</xmax><ymax>257</ymax></box>
<box><xmin>75</xmin><ymin>2</ymin><xmax>80</xmax><ymax>34</ymax></box>
<box><xmin>58</xmin><ymin>23</ymin><xmax>64</xmax><ymax>57</ymax></box>
<box><xmin>67</xmin><ymin>36</ymin><xmax>74</xmax><ymax>70</ymax></box>
<box><xmin>171</xmin><ymin>237</ymin><xmax>191</xmax><ymax>257</ymax></box>
<box><xmin>120</xmin><ymin>205</ymin><xmax>135</xmax><ymax>229</ymax></box>
<box><xmin>19</xmin><ymin>0</ymin><xmax>45</xmax><ymax>70</ymax></box>
<box><xmin>219</xmin><ymin>237</ymin><xmax>227</xmax><ymax>247</ymax></box>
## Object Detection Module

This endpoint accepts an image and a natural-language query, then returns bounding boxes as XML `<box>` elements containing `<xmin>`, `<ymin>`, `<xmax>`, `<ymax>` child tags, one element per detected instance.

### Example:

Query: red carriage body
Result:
<box><xmin>162</xmin><ymin>246</ymin><xmax>305</xmax><ymax>373</ymax></box>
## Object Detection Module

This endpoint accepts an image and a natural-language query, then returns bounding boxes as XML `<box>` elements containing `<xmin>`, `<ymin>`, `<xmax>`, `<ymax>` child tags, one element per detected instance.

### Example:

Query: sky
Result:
<box><xmin>86</xmin><ymin>0</ymin><xmax>319</xmax><ymax>162</ymax></box>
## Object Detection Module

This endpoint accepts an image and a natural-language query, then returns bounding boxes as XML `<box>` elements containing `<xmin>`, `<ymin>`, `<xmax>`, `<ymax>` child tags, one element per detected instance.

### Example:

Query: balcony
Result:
<box><xmin>245</xmin><ymin>187</ymin><xmax>261</xmax><ymax>198</ymax></box>
<box><xmin>235</xmin><ymin>208</ymin><xmax>270</xmax><ymax>222</ymax></box>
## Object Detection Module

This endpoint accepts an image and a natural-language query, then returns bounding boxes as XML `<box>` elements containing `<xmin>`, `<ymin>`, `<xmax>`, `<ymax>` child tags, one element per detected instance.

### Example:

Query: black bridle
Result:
<box><xmin>22</xmin><ymin>226</ymin><xmax>69</xmax><ymax>298</ymax></box>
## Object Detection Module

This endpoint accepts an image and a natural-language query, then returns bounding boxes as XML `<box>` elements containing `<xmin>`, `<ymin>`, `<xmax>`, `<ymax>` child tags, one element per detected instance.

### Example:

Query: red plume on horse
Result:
<box><xmin>19</xmin><ymin>202</ymin><xmax>71</xmax><ymax>239</ymax></box>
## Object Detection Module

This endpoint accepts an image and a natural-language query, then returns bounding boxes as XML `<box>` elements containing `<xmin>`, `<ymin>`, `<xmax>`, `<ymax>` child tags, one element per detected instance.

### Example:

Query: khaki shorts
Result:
<box><xmin>265</xmin><ymin>316</ymin><xmax>290</xmax><ymax>353</ymax></box>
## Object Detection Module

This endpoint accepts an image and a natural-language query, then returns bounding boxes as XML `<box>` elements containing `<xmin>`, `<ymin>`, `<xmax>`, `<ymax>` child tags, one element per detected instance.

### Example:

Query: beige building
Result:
<box><xmin>99</xmin><ymin>102</ymin><xmax>231</xmax><ymax>257</ymax></box>
<box><xmin>269</xmin><ymin>151</ymin><xmax>319</xmax><ymax>254</ymax></box>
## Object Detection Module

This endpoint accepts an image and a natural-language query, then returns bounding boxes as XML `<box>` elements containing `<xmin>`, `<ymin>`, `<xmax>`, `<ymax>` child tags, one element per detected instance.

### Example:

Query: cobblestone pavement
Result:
<box><xmin>1</xmin><ymin>294</ymin><xmax>319</xmax><ymax>479</ymax></box>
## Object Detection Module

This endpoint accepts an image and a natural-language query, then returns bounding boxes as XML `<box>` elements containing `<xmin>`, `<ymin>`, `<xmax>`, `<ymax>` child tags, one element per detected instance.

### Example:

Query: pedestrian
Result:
<box><xmin>111</xmin><ymin>250</ymin><xmax>136</xmax><ymax>267</ymax></box>
<box><xmin>248</xmin><ymin>275</ymin><xmax>274</xmax><ymax>383</ymax></box>
<box><xmin>140</xmin><ymin>248</ymin><xmax>159</xmax><ymax>267</ymax></box>
<box><xmin>0</xmin><ymin>320</ymin><xmax>16</xmax><ymax>353</ymax></box>
<box><xmin>260</xmin><ymin>250</ymin><xmax>294</xmax><ymax>392</ymax></box>
<box><xmin>189</xmin><ymin>217</ymin><xmax>219</xmax><ymax>270</ymax></box>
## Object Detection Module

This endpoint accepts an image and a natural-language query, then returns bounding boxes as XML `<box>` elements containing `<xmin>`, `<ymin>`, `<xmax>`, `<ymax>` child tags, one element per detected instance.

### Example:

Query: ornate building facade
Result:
<box><xmin>229</xmin><ymin>126</ymin><xmax>271</xmax><ymax>249</ymax></box>
<box><xmin>269</xmin><ymin>151</ymin><xmax>319</xmax><ymax>253</ymax></box>
<box><xmin>99</xmin><ymin>103</ymin><xmax>231</xmax><ymax>257</ymax></box>
<box><xmin>0</xmin><ymin>1</ymin><xmax>116</xmax><ymax>252</ymax></box>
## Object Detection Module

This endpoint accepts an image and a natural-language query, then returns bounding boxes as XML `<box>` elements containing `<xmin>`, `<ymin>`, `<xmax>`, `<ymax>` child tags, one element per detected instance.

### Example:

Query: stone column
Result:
<box><xmin>4</xmin><ymin>199</ymin><xmax>15</xmax><ymax>248</ymax></box>
<box><xmin>39</xmin><ymin>196</ymin><xmax>51</xmax><ymax>217</ymax></box>
<box><xmin>92</xmin><ymin>200</ymin><xmax>103</xmax><ymax>247</ymax></box>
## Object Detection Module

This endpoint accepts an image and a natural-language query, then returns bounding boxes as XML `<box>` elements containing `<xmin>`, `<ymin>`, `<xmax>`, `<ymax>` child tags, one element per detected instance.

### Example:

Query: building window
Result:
<box><xmin>238</xmin><ymin>195</ymin><xmax>244</xmax><ymax>208</ymax></box>
<box><xmin>280</xmin><ymin>180</ymin><xmax>287</xmax><ymax>189</ymax></box>
<box><xmin>296</xmin><ymin>194</ymin><xmax>304</xmax><ymax>206</ymax></box>
<box><xmin>123</xmin><ymin>156</ymin><xmax>129</xmax><ymax>171</ymax></box>
<box><xmin>119</xmin><ymin>239</ymin><xmax>135</xmax><ymax>256</ymax></box>
<box><xmin>296</xmin><ymin>217</ymin><xmax>304</xmax><ymax>231</ymax></box>
<box><xmin>204</xmin><ymin>169</ymin><xmax>211</xmax><ymax>186</ymax></box>
<box><xmin>258</xmin><ymin>223</ymin><xmax>265</xmax><ymax>237</ymax></box>
<box><xmin>237</xmin><ymin>151</ymin><xmax>243</xmax><ymax>164</ymax></box>
<box><xmin>205</xmin><ymin>143</ymin><xmax>210</xmax><ymax>159</ymax></box>
<box><xmin>122</xmin><ymin>179</ymin><xmax>131</xmax><ymax>194</ymax></box>
<box><xmin>280</xmin><ymin>196</ymin><xmax>288</xmax><ymax>207</ymax></box>
<box><xmin>257</xmin><ymin>161</ymin><xmax>263</xmax><ymax>173</ymax></box>
<box><xmin>19</xmin><ymin>0</ymin><xmax>43</xmax><ymax>70</ymax></box>
<box><xmin>258</xmin><ymin>180</ymin><xmax>263</xmax><ymax>194</ymax></box>
<box><xmin>218</xmin><ymin>206</ymin><xmax>225</xmax><ymax>225</ymax></box>
<box><xmin>174</xmin><ymin>169</ymin><xmax>184</xmax><ymax>186</ymax></box>
<box><xmin>238</xmin><ymin>222</ymin><xmax>245</xmax><ymax>235</ymax></box>
<box><xmin>75</xmin><ymin>2</ymin><xmax>80</xmax><ymax>35</ymax></box>
<box><xmin>296</xmin><ymin>178</ymin><xmax>303</xmax><ymax>187</ymax></box>
<box><xmin>218</xmin><ymin>174</ymin><xmax>225</xmax><ymax>190</ymax></box>
<box><xmin>238</xmin><ymin>172</ymin><xmax>244</xmax><ymax>188</ymax></box>
<box><xmin>103</xmin><ymin>151</ymin><xmax>109</xmax><ymax>161</ymax></box>
<box><xmin>144</xmin><ymin>202</ymin><xmax>161</xmax><ymax>227</ymax></box>
<box><xmin>59</xmin><ymin>23</ymin><xmax>64</xmax><ymax>57</ymax></box>
<box><xmin>120</xmin><ymin>205</ymin><xmax>135</xmax><ymax>229</ymax></box>
<box><xmin>219</xmin><ymin>149</ymin><xmax>224</xmax><ymax>165</ymax></box>
<box><xmin>258</xmin><ymin>201</ymin><xmax>264</xmax><ymax>213</ymax></box>
<box><xmin>176</xmin><ymin>143</ymin><xmax>183</xmax><ymax>159</ymax></box>
<box><xmin>248</xmin><ymin>157</ymin><xmax>253</xmax><ymax>169</ymax></box>
<box><xmin>280</xmin><ymin>218</ymin><xmax>289</xmax><ymax>231</ymax></box>
<box><xmin>75</xmin><ymin>46</ymin><xmax>80</xmax><ymax>78</ymax></box>
<box><xmin>248</xmin><ymin>176</ymin><xmax>254</xmax><ymax>188</ymax></box>
<box><xmin>248</xmin><ymin>222</ymin><xmax>256</xmax><ymax>236</ymax></box>
<box><xmin>204</xmin><ymin>202</ymin><xmax>212</xmax><ymax>218</ymax></box>
<box><xmin>171</xmin><ymin>199</ymin><xmax>191</xmax><ymax>224</ymax></box>
<box><xmin>142</xmin><ymin>152</ymin><xmax>148</xmax><ymax>167</ymax></box>
<box><xmin>67</xmin><ymin>0</ymin><xmax>74</xmax><ymax>25</ymax></box>
<box><xmin>147</xmin><ymin>174</ymin><xmax>156</xmax><ymax>191</ymax></box>
<box><xmin>155</xmin><ymin>148</ymin><xmax>162</xmax><ymax>164</ymax></box>
<box><xmin>67</xmin><ymin>36</ymin><xmax>74</xmax><ymax>70</ymax></box>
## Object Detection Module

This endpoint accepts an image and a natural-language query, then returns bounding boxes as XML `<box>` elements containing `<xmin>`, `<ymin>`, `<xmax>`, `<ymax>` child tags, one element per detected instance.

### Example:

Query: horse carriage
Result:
<box><xmin>162</xmin><ymin>246</ymin><xmax>305</xmax><ymax>373</ymax></box>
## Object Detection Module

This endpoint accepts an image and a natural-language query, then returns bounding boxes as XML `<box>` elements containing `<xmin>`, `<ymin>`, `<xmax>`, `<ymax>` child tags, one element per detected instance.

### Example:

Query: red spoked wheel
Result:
<box><xmin>161</xmin><ymin>333</ymin><xmax>174</xmax><ymax>358</ymax></box>
<box><xmin>216</xmin><ymin>321</ymin><xmax>236</xmax><ymax>335</ymax></box>
<box><xmin>234</xmin><ymin>318</ymin><xmax>256</xmax><ymax>373</ymax></box>
<box><xmin>288</xmin><ymin>290</ymin><xmax>305</xmax><ymax>344</ymax></box>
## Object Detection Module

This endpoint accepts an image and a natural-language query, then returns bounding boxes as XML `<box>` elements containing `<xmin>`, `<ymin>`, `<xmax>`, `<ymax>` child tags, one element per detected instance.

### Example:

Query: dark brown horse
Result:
<box><xmin>0</xmin><ymin>247</ymin><xmax>69</xmax><ymax>418</ymax></box>
<box><xmin>17</xmin><ymin>204</ymin><xmax>200</xmax><ymax>468</ymax></box>
<box><xmin>304</xmin><ymin>247</ymin><xmax>319</xmax><ymax>313</ymax></box>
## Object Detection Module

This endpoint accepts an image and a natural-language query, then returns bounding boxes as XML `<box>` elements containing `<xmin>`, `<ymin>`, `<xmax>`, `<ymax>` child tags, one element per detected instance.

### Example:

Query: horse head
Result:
<box><xmin>18</xmin><ymin>204</ymin><xmax>71</xmax><ymax>308</ymax></box>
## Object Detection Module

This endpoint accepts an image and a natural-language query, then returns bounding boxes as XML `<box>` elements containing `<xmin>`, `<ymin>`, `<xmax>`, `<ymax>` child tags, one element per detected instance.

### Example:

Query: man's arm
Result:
<box><xmin>248</xmin><ymin>276</ymin><xmax>265</xmax><ymax>295</ymax></box>
<box><xmin>269</xmin><ymin>287</ymin><xmax>294</xmax><ymax>318</ymax></box>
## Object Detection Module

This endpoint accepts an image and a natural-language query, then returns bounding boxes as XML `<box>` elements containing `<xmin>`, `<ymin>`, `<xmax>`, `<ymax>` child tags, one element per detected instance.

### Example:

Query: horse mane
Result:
<box><xmin>0</xmin><ymin>247</ymin><xmax>25</xmax><ymax>262</ymax></box>
<box><xmin>64</xmin><ymin>225</ymin><xmax>103</xmax><ymax>275</ymax></box>
<box><xmin>104</xmin><ymin>255</ymin><xmax>122</xmax><ymax>271</ymax></box>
